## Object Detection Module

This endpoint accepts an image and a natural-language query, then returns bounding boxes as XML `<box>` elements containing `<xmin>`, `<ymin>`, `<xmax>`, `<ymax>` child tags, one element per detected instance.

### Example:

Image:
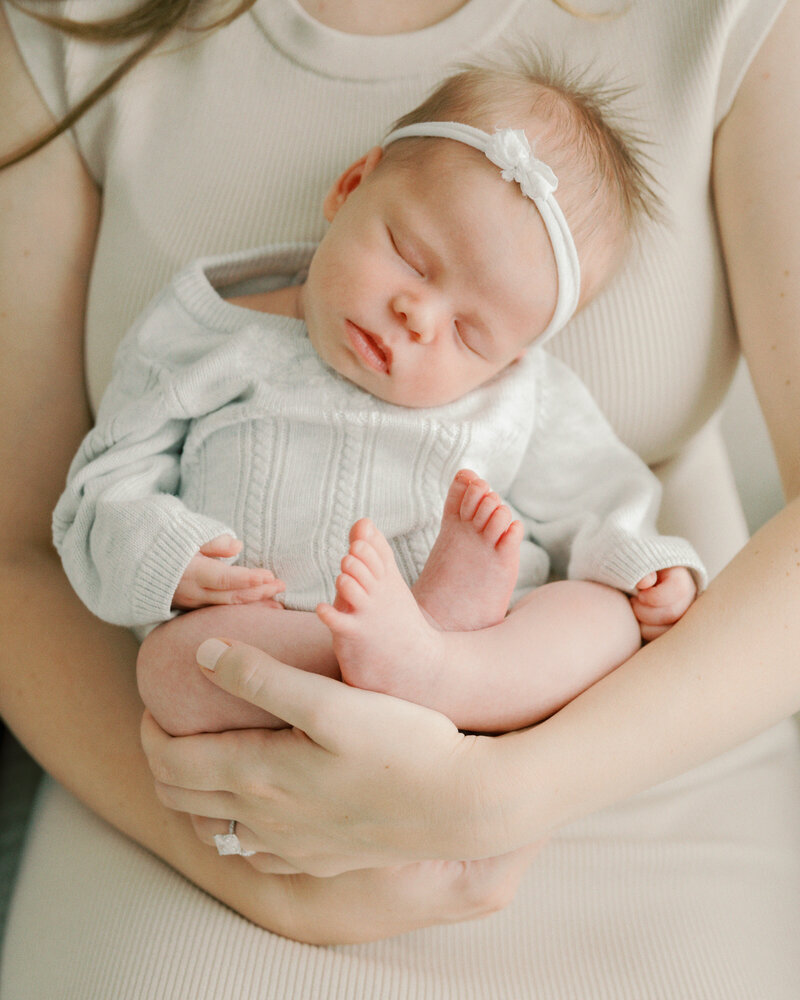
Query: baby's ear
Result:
<box><xmin>323</xmin><ymin>146</ymin><xmax>384</xmax><ymax>221</ymax></box>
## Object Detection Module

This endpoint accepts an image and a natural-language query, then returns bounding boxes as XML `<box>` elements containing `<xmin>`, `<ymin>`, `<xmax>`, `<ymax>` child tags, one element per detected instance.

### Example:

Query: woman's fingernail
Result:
<box><xmin>197</xmin><ymin>638</ymin><xmax>230</xmax><ymax>670</ymax></box>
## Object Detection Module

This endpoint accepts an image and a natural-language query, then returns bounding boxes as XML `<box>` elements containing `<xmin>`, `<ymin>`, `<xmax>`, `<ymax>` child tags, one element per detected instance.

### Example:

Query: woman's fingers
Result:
<box><xmin>190</xmin><ymin>815</ymin><xmax>302</xmax><ymax>872</ymax></box>
<box><xmin>153</xmin><ymin>778</ymin><xmax>235</xmax><ymax>818</ymax></box>
<box><xmin>141</xmin><ymin>710</ymin><xmax>247</xmax><ymax>791</ymax></box>
<box><xmin>195</xmin><ymin>639</ymin><xmax>394</xmax><ymax>749</ymax></box>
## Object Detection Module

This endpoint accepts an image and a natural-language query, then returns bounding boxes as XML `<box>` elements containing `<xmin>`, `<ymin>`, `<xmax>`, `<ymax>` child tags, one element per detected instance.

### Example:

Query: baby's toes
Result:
<box><xmin>443</xmin><ymin>469</ymin><xmax>475</xmax><ymax>518</ymax></box>
<box><xmin>317</xmin><ymin>600</ymin><xmax>352</xmax><ymax>631</ymax></box>
<box><xmin>341</xmin><ymin>552</ymin><xmax>377</xmax><ymax>592</ymax></box>
<box><xmin>335</xmin><ymin>571</ymin><xmax>369</xmax><ymax>611</ymax></box>
<box><xmin>482</xmin><ymin>505</ymin><xmax>513</xmax><ymax>546</ymax></box>
<box><xmin>460</xmin><ymin>479</ymin><xmax>492</xmax><ymax>520</ymax></box>
<box><xmin>472</xmin><ymin>492</ymin><xmax>504</xmax><ymax>532</ymax></box>
<box><xmin>349</xmin><ymin>538</ymin><xmax>384</xmax><ymax>578</ymax></box>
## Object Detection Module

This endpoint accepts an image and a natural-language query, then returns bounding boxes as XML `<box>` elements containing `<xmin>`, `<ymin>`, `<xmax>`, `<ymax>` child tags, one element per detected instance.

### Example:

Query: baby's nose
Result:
<box><xmin>392</xmin><ymin>292</ymin><xmax>441</xmax><ymax>344</ymax></box>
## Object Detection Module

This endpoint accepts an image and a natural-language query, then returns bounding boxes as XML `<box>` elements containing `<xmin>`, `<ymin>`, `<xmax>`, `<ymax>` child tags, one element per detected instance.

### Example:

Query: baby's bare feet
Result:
<box><xmin>316</xmin><ymin>519</ymin><xmax>445</xmax><ymax>701</ymax></box>
<box><xmin>412</xmin><ymin>469</ymin><xmax>522</xmax><ymax>630</ymax></box>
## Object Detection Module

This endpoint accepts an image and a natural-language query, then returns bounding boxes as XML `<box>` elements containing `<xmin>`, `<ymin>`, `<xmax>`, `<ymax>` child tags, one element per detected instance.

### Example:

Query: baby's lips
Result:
<box><xmin>348</xmin><ymin>320</ymin><xmax>392</xmax><ymax>373</ymax></box>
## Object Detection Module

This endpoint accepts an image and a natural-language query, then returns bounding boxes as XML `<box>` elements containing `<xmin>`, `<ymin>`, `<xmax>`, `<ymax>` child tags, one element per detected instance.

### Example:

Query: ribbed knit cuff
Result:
<box><xmin>573</xmin><ymin>531</ymin><xmax>708</xmax><ymax>594</ymax></box>
<box><xmin>131</xmin><ymin>511</ymin><xmax>236</xmax><ymax>625</ymax></box>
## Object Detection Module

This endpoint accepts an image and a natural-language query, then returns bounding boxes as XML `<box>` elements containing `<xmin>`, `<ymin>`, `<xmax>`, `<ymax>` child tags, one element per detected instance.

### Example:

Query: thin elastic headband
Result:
<box><xmin>382</xmin><ymin>121</ymin><xmax>580</xmax><ymax>342</ymax></box>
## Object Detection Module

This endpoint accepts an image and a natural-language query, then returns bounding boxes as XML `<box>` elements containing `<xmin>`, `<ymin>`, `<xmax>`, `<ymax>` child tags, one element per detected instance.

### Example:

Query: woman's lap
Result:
<box><xmin>3</xmin><ymin>720</ymin><xmax>799</xmax><ymax>1000</ymax></box>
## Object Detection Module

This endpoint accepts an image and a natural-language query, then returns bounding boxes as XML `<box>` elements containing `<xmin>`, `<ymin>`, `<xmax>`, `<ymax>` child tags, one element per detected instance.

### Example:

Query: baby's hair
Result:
<box><xmin>387</xmin><ymin>47</ymin><xmax>662</xmax><ymax>294</ymax></box>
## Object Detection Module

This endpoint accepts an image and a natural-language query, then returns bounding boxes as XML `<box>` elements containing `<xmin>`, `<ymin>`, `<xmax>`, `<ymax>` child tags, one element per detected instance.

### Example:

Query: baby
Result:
<box><xmin>54</xmin><ymin>54</ymin><xmax>705</xmax><ymax>741</ymax></box>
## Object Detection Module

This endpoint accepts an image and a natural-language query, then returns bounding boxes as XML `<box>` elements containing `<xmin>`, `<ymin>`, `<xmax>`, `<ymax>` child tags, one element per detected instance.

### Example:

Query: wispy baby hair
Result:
<box><xmin>389</xmin><ymin>46</ymin><xmax>663</xmax><ymax>271</ymax></box>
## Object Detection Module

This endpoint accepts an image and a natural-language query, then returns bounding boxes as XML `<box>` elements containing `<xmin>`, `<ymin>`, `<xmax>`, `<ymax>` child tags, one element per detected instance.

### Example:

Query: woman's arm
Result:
<box><xmin>143</xmin><ymin>0</ymin><xmax>800</xmax><ymax>873</ymax></box>
<box><xmin>0</xmin><ymin>8</ymin><xmax>527</xmax><ymax>940</ymax></box>
<box><xmin>712</xmin><ymin>0</ymin><xmax>800</xmax><ymax>500</ymax></box>
<box><xmin>0</xmin><ymin>0</ymin><xmax>220</xmax><ymax>892</ymax></box>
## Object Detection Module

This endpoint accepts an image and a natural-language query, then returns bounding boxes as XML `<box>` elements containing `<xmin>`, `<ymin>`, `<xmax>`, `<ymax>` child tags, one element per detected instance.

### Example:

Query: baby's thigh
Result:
<box><xmin>137</xmin><ymin>604</ymin><xmax>339</xmax><ymax>736</ymax></box>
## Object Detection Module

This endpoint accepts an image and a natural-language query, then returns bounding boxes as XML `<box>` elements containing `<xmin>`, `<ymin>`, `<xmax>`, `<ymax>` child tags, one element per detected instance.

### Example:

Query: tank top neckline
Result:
<box><xmin>249</xmin><ymin>0</ymin><xmax>527</xmax><ymax>81</ymax></box>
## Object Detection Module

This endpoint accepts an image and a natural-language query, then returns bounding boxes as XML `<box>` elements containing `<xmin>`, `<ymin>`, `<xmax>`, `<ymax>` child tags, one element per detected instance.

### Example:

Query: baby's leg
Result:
<box><xmin>318</xmin><ymin>518</ymin><xmax>640</xmax><ymax>731</ymax></box>
<box><xmin>471</xmin><ymin>580</ymin><xmax>642</xmax><ymax>729</ymax></box>
<box><xmin>412</xmin><ymin>469</ymin><xmax>523</xmax><ymax>630</ymax></box>
<box><xmin>137</xmin><ymin>604</ymin><xmax>339</xmax><ymax>736</ymax></box>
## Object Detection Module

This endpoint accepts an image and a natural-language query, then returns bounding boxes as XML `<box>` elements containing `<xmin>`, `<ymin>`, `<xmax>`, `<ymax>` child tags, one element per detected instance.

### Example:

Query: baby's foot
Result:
<box><xmin>412</xmin><ymin>469</ymin><xmax>523</xmax><ymax>631</ymax></box>
<box><xmin>317</xmin><ymin>519</ymin><xmax>445</xmax><ymax>701</ymax></box>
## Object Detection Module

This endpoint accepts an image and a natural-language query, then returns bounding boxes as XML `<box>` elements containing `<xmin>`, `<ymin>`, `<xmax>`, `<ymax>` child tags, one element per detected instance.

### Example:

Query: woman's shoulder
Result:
<box><xmin>3</xmin><ymin>1</ymin><xmax>143</xmax><ymax>125</ymax></box>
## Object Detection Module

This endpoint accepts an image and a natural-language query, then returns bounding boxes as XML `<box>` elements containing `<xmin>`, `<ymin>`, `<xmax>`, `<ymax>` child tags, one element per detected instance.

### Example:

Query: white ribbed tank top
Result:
<box><xmin>8</xmin><ymin>0</ymin><xmax>784</xmax><ymax>577</ymax></box>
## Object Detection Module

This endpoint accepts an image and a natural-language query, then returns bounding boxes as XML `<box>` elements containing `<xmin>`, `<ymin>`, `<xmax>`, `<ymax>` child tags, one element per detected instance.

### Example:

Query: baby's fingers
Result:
<box><xmin>197</xmin><ymin>560</ymin><xmax>277</xmax><ymax>591</ymax></box>
<box><xmin>630</xmin><ymin>596</ymin><xmax>684</xmax><ymax>628</ymax></box>
<box><xmin>195</xmin><ymin>561</ymin><xmax>285</xmax><ymax>605</ymax></box>
<box><xmin>630</xmin><ymin>596</ymin><xmax>677</xmax><ymax>642</ymax></box>
<box><xmin>634</xmin><ymin>567</ymin><xmax>696</xmax><ymax>608</ymax></box>
<box><xmin>207</xmin><ymin>582</ymin><xmax>286</xmax><ymax>606</ymax></box>
<box><xmin>638</xmin><ymin>621</ymin><xmax>671</xmax><ymax>642</ymax></box>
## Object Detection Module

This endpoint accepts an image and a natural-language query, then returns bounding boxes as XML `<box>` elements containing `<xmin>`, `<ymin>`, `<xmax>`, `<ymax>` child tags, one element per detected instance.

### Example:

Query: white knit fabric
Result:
<box><xmin>3</xmin><ymin>1</ymin><xmax>799</xmax><ymax>997</ymax></box>
<box><xmin>53</xmin><ymin>244</ymin><xmax>705</xmax><ymax>628</ymax></box>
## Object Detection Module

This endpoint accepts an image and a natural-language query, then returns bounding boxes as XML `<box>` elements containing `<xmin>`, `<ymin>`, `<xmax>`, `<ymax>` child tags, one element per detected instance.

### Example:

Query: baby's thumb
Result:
<box><xmin>200</xmin><ymin>534</ymin><xmax>242</xmax><ymax>558</ymax></box>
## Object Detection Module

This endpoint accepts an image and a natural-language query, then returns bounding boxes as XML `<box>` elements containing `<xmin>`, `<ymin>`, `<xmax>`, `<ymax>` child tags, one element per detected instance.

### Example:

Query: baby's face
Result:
<box><xmin>300</xmin><ymin>144</ymin><xmax>565</xmax><ymax>408</ymax></box>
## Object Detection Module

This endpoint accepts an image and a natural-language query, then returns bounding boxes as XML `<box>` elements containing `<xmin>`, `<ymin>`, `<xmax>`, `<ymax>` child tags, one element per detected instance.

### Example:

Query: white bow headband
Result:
<box><xmin>382</xmin><ymin>121</ymin><xmax>580</xmax><ymax>342</ymax></box>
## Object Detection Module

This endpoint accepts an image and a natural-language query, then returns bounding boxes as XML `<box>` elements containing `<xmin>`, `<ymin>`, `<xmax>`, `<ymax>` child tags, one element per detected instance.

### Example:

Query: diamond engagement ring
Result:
<box><xmin>214</xmin><ymin>819</ymin><xmax>255</xmax><ymax>857</ymax></box>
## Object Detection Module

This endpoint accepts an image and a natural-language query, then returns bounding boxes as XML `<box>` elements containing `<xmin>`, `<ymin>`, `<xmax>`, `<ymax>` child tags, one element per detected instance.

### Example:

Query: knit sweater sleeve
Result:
<box><xmin>52</xmin><ymin>287</ymin><xmax>240</xmax><ymax>628</ymax></box>
<box><xmin>507</xmin><ymin>353</ymin><xmax>708</xmax><ymax>593</ymax></box>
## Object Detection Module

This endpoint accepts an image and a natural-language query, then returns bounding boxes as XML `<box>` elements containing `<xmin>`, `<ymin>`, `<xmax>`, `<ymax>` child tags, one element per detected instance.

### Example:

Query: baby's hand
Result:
<box><xmin>172</xmin><ymin>535</ymin><xmax>285</xmax><ymax>611</ymax></box>
<box><xmin>630</xmin><ymin>566</ymin><xmax>697</xmax><ymax>642</ymax></box>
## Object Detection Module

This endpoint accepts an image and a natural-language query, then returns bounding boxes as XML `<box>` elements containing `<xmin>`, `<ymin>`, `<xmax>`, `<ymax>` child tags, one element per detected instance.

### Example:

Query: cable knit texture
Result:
<box><xmin>52</xmin><ymin>244</ymin><xmax>705</xmax><ymax>629</ymax></box>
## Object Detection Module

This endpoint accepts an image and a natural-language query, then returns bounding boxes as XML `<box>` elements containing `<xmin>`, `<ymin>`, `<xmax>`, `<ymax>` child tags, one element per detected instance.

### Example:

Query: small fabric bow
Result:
<box><xmin>484</xmin><ymin>128</ymin><xmax>558</xmax><ymax>201</ymax></box>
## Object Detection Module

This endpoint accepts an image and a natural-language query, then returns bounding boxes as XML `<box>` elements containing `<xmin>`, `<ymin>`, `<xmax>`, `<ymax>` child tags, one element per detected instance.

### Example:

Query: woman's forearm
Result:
<box><xmin>486</xmin><ymin>496</ymin><xmax>800</xmax><ymax>851</ymax></box>
<box><xmin>0</xmin><ymin>547</ymin><xmax>296</xmax><ymax>929</ymax></box>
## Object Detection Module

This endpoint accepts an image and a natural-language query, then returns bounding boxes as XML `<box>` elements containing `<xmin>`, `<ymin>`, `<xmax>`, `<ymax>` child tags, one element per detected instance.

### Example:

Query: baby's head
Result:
<box><xmin>301</xmin><ymin>50</ymin><xmax>661</xmax><ymax>408</ymax></box>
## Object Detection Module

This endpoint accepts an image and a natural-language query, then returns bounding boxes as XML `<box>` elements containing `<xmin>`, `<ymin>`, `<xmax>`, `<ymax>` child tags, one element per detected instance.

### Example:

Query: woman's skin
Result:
<box><xmin>2</xmin><ymin>0</ymin><xmax>800</xmax><ymax>943</ymax></box>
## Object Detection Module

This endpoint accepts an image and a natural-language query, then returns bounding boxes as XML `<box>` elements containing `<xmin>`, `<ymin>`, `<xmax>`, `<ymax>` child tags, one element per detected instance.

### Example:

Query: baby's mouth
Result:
<box><xmin>346</xmin><ymin>321</ymin><xmax>392</xmax><ymax>374</ymax></box>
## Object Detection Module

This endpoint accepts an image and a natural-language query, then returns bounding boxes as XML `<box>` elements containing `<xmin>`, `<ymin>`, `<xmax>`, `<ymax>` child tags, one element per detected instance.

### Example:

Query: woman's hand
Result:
<box><xmin>141</xmin><ymin>638</ymin><xmax>504</xmax><ymax>875</ymax></box>
<box><xmin>246</xmin><ymin>843</ymin><xmax>544</xmax><ymax>945</ymax></box>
